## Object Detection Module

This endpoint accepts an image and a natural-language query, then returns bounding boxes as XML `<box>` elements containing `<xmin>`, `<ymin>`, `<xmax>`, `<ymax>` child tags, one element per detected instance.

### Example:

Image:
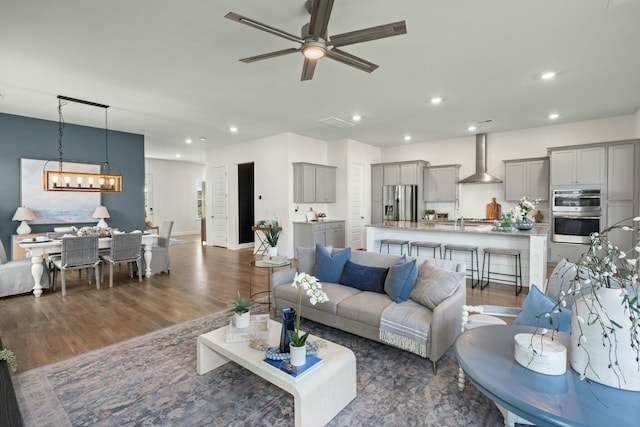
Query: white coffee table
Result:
<box><xmin>197</xmin><ymin>319</ymin><xmax>357</xmax><ymax>427</ymax></box>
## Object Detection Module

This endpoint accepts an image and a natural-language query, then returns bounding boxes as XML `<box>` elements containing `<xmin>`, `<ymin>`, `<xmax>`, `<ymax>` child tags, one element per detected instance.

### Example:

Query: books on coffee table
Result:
<box><xmin>263</xmin><ymin>355</ymin><xmax>323</xmax><ymax>381</ymax></box>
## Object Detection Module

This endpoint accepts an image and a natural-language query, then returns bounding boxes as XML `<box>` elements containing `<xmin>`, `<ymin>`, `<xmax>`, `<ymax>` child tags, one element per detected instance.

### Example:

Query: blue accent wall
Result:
<box><xmin>0</xmin><ymin>112</ymin><xmax>145</xmax><ymax>255</ymax></box>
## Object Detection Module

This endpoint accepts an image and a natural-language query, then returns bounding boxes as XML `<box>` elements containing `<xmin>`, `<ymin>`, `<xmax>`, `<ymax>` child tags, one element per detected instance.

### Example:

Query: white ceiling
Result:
<box><xmin>1</xmin><ymin>0</ymin><xmax>639</xmax><ymax>164</ymax></box>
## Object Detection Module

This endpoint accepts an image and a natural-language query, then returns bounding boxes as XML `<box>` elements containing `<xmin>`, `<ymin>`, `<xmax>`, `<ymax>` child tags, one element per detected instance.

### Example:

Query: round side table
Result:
<box><xmin>249</xmin><ymin>258</ymin><xmax>291</xmax><ymax>311</ymax></box>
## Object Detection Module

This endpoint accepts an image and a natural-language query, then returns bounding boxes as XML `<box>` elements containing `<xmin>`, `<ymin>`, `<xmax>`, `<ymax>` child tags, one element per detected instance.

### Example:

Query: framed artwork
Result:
<box><xmin>20</xmin><ymin>158</ymin><xmax>101</xmax><ymax>224</ymax></box>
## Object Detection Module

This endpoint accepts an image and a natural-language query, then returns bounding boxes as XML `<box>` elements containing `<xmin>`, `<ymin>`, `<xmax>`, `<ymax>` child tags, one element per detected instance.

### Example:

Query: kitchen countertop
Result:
<box><xmin>293</xmin><ymin>219</ymin><xmax>345</xmax><ymax>223</ymax></box>
<box><xmin>367</xmin><ymin>220</ymin><xmax>550</xmax><ymax>237</ymax></box>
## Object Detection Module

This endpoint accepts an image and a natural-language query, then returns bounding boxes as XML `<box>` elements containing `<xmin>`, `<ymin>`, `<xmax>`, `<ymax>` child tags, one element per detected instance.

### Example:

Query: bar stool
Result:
<box><xmin>481</xmin><ymin>247</ymin><xmax>523</xmax><ymax>296</ymax></box>
<box><xmin>410</xmin><ymin>241</ymin><xmax>442</xmax><ymax>258</ymax></box>
<box><xmin>379</xmin><ymin>239</ymin><xmax>410</xmax><ymax>255</ymax></box>
<box><xmin>444</xmin><ymin>244</ymin><xmax>480</xmax><ymax>287</ymax></box>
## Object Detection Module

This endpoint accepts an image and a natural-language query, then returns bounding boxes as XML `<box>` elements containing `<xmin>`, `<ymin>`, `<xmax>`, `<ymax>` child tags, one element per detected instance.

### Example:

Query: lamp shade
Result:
<box><xmin>13</xmin><ymin>206</ymin><xmax>36</xmax><ymax>221</ymax></box>
<box><xmin>92</xmin><ymin>206</ymin><xmax>110</xmax><ymax>219</ymax></box>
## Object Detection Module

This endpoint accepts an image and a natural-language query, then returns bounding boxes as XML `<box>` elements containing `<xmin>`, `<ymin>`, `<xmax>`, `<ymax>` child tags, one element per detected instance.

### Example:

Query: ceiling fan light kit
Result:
<box><xmin>226</xmin><ymin>0</ymin><xmax>406</xmax><ymax>81</ymax></box>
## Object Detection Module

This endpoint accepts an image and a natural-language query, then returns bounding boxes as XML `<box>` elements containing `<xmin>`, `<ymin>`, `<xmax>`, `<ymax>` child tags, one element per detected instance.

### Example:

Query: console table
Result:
<box><xmin>455</xmin><ymin>325</ymin><xmax>638</xmax><ymax>427</ymax></box>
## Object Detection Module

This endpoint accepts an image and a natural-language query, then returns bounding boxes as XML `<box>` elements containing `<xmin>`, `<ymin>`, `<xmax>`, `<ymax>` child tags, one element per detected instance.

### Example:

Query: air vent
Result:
<box><xmin>318</xmin><ymin>117</ymin><xmax>356</xmax><ymax>128</ymax></box>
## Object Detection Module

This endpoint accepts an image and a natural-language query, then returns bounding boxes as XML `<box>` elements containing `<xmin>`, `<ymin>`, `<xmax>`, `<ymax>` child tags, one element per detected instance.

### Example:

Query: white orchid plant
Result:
<box><xmin>510</xmin><ymin>196</ymin><xmax>541</xmax><ymax>221</ymax></box>
<box><xmin>289</xmin><ymin>272</ymin><xmax>329</xmax><ymax>347</ymax></box>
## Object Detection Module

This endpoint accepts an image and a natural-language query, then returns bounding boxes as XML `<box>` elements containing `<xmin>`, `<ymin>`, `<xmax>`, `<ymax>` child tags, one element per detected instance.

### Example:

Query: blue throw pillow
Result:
<box><xmin>339</xmin><ymin>261</ymin><xmax>389</xmax><ymax>293</ymax></box>
<box><xmin>384</xmin><ymin>259</ymin><xmax>418</xmax><ymax>303</ymax></box>
<box><xmin>313</xmin><ymin>244</ymin><xmax>351</xmax><ymax>283</ymax></box>
<box><xmin>513</xmin><ymin>285</ymin><xmax>572</xmax><ymax>332</ymax></box>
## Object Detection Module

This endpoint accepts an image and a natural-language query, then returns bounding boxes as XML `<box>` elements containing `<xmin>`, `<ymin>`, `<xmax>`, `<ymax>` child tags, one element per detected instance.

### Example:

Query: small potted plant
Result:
<box><xmin>227</xmin><ymin>291</ymin><xmax>255</xmax><ymax>329</ymax></box>
<box><xmin>426</xmin><ymin>209</ymin><xmax>436</xmax><ymax>220</ymax></box>
<box><xmin>265</xmin><ymin>226</ymin><xmax>280</xmax><ymax>257</ymax></box>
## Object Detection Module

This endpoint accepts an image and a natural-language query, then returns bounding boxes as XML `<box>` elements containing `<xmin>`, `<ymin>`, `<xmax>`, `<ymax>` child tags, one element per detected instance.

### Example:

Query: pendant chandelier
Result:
<box><xmin>43</xmin><ymin>95</ymin><xmax>123</xmax><ymax>193</ymax></box>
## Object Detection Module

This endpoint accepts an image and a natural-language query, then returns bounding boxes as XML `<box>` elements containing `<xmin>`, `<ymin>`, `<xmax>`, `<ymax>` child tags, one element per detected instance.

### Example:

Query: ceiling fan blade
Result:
<box><xmin>328</xmin><ymin>21</ymin><xmax>407</xmax><ymax>48</ymax></box>
<box><xmin>225</xmin><ymin>12</ymin><xmax>303</xmax><ymax>44</ymax></box>
<box><xmin>239</xmin><ymin>48</ymin><xmax>300</xmax><ymax>63</ymax></box>
<box><xmin>301</xmin><ymin>58</ymin><xmax>318</xmax><ymax>81</ymax></box>
<box><xmin>307</xmin><ymin>0</ymin><xmax>334</xmax><ymax>39</ymax></box>
<box><xmin>326</xmin><ymin>48</ymin><xmax>378</xmax><ymax>73</ymax></box>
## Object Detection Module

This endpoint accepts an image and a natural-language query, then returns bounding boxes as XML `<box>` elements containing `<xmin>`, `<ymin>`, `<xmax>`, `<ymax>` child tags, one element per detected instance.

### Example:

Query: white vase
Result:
<box><xmin>289</xmin><ymin>342</ymin><xmax>307</xmax><ymax>366</ymax></box>
<box><xmin>234</xmin><ymin>311</ymin><xmax>251</xmax><ymax>329</ymax></box>
<box><xmin>268</xmin><ymin>246</ymin><xmax>278</xmax><ymax>257</ymax></box>
<box><xmin>570</xmin><ymin>286</ymin><xmax>640</xmax><ymax>391</ymax></box>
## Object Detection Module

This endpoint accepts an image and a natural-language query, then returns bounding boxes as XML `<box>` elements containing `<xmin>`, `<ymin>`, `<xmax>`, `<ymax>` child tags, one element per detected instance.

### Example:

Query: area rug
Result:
<box><xmin>169</xmin><ymin>238</ymin><xmax>193</xmax><ymax>245</ymax></box>
<box><xmin>13</xmin><ymin>308</ymin><xmax>504</xmax><ymax>426</ymax></box>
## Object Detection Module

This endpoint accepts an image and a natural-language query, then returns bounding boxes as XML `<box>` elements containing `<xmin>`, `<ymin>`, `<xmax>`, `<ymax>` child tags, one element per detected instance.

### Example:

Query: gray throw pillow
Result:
<box><xmin>410</xmin><ymin>261</ymin><xmax>465</xmax><ymax>310</ymax></box>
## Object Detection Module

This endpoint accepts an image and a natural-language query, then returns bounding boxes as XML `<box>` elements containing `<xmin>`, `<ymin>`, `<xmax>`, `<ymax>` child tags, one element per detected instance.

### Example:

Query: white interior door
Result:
<box><xmin>349</xmin><ymin>162</ymin><xmax>365</xmax><ymax>250</ymax></box>
<box><xmin>210</xmin><ymin>166</ymin><xmax>228</xmax><ymax>247</ymax></box>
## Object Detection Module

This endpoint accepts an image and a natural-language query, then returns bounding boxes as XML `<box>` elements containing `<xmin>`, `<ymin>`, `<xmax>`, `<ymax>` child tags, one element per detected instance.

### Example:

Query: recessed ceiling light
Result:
<box><xmin>199</xmin><ymin>137</ymin><xmax>207</xmax><ymax>142</ymax></box>
<box><xmin>352</xmin><ymin>114</ymin><xmax>361</xmax><ymax>122</ymax></box>
<box><xmin>468</xmin><ymin>125</ymin><xmax>477</xmax><ymax>132</ymax></box>
<box><xmin>175</xmin><ymin>153</ymin><xmax>181</xmax><ymax>158</ymax></box>
<box><xmin>430</xmin><ymin>97</ymin><xmax>443</xmax><ymax>105</ymax></box>
<box><xmin>541</xmin><ymin>71</ymin><xmax>557</xmax><ymax>80</ymax></box>
<box><xmin>548</xmin><ymin>113</ymin><xmax>560</xmax><ymax>120</ymax></box>
<box><xmin>230</xmin><ymin>126</ymin><xmax>238</xmax><ymax>133</ymax></box>
<box><xmin>403</xmin><ymin>135</ymin><xmax>412</xmax><ymax>142</ymax></box>
<box><xmin>185</xmin><ymin>138</ymin><xmax>192</xmax><ymax>144</ymax></box>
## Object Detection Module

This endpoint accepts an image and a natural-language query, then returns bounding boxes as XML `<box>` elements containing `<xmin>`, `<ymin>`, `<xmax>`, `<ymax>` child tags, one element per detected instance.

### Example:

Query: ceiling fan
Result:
<box><xmin>225</xmin><ymin>0</ymin><xmax>407</xmax><ymax>81</ymax></box>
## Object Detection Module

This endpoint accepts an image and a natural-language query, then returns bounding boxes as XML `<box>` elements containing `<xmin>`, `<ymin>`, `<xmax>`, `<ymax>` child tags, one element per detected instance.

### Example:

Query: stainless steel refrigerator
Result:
<box><xmin>383</xmin><ymin>185</ymin><xmax>418</xmax><ymax>221</ymax></box>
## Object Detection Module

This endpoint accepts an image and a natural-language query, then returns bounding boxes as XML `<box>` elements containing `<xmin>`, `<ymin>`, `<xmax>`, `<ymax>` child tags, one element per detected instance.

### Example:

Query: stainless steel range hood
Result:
<box><xmin>459</xmin><ymin>133</ymin><xmax>503</xmax><ymax>184</ymax></box>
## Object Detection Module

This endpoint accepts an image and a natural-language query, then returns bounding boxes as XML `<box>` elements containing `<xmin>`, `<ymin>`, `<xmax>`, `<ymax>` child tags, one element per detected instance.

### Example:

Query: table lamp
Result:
<box><xmin>92</xmin><ymin>205</ymin><xmax>110</xmax><ymax>229</ymax></box>
<box><xmin>13</xmin><ymin>206</ymin><xmax>36</xmax><ymax>235</ymax></box>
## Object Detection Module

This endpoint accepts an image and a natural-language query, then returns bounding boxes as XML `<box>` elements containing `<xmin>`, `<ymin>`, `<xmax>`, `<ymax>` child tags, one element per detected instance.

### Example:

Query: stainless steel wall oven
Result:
<box><xmin>552</xmin><ymin>189</ymin><xmax>602</xmax><ymax>244</ymax></box>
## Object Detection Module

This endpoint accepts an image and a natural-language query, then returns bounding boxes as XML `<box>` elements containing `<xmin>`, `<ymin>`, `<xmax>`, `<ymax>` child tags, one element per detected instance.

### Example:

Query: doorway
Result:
<box><xmin>238</xmin><ymin>162</ymin><xmax>255</xmax><ymax>244</ymax></box>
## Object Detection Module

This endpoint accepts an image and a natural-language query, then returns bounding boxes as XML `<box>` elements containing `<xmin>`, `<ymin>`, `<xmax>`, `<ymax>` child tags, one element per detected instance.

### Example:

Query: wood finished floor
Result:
<box><xmin>0</xmin><ymin>236</ymin><xmax>530</xmax><ymax>374</ymax></box>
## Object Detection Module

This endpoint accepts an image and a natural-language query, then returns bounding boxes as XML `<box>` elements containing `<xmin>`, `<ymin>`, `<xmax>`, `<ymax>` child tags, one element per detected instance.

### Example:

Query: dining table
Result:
<box><xmin>18</xmin><ymin>233</ymin><xmax>157</xmax><ymax>297</ymax></box>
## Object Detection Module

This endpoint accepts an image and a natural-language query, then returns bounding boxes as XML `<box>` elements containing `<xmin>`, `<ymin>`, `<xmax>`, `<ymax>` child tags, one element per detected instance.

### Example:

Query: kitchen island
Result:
<box><xmin>366</xmin><ymin>221</ymin><xmax>549</xmax><ymax>290</ymax></box>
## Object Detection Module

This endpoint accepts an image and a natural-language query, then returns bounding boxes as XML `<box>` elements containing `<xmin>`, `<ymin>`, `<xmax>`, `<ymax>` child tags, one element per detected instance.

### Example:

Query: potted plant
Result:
<box><xmin>426</xmin><ymin>209</ymin><xmax>436</xmax><ymax>220</ymax></box>
<box><xmin>0</xmin><ymin>348</ymin><xmax>17</xmax><ymax>373</ymax></box>
<box><xmin>227</xmin><ymin>291</ymin><xmax>255</xmax><ymax>329</ymax></box>
<box><xmin>548</xmin><ymin>216</ymin><xmax>640</xmax><ymax>390</ymax></box>
<box><xmin>265</xmin><ymin>226</ymin><xmax>280</xmax><ymax>257</ymax></box>
<box><xmin>288</xmin><ymin>272</ymin><xmax>329</xmax><ymax>366</ymax></box>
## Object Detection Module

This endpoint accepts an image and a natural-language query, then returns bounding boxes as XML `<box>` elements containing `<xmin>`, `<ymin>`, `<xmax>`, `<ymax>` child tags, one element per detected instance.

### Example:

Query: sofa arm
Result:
<box><xmin>429</xmin><ymin>283</ymin><xmax>466</xmax><ymax>363</ymax></box>
<box><xmin>272</xmin><ymin>268</ymin><xmax>296</xmax><ymax>290</ymax></box>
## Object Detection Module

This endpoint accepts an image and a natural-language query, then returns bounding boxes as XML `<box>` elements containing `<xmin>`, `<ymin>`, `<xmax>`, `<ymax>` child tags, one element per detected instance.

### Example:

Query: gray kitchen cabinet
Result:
<box><xmin>550</xmin><ymin>146</ymin><xmax>605</xmax><ymax>186</ymax></box>
<box><xmin>371</xmin><ymin>165</ymin><xmax>384</xmax><ymax>224</ymax></box>
<box><xmin>504</xmin><ymin>157</ymin><xmax>549</xmax><ymax>201</ymax></box>
<box><xmin>607</xmin><ymin>143</ymin><xmax>635</xmax><ymax>201</ymax></box>
<box><xmin>400</xmin><ymin>163</ymin><xmax>421</xmax><ymax>185</ymax></box>
<box><xmin>383</xmin><ymin>164</ymin><xmax>400</xmax><ymax>185</ymax></box>
<box><xmin>293</xmin><ymin>162</ymin><xmax>337</xmax><ymax>203</ymax></box>
<box><xmin>607</xmin><ymin>201</ymin><xmax>635</xmax><ymax>251</ymax></box>
<box><xmin>424</xmin><ymin>165</ymin><xmax>460</xmax><ymax>202</ymax></box>
<box><xmin>293</xmin><ymin>220</ymin><xmax>345</xmax><ymax>248</ymax></box>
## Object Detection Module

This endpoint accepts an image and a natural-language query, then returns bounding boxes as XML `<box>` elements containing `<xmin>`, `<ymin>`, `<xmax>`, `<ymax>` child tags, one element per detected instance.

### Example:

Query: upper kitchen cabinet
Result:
<box><xmin>293</xmin><ymin>162</ymin><xmax>337</xmax><ymax>203</ymax></box>
<box><xmin>424</xmin><ymin>164</ymin><xmax>460</xmax><ymax>202</ymax></box>
<box><xmin>504</xmin><ymin>157</ymin><xmax>549</xmax><ymax>201</ymax></box>
<box><xmin>550</xmin><ymin>146</ymin><xmax>605</xmax><ymax>186</ymax></box>
<box><xmin>607</xmin><ymin>143</ymin><xmax>635</xmax><ymax>201</ymax></box>
<box><xmin>382</xmin><ymin>161</ymin><xmax>427</xmax><ymax>186</ymax></box>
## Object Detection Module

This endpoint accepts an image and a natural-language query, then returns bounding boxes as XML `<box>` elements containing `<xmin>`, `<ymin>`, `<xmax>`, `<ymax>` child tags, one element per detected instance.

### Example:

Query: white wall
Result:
<box><xmin>380</xmin><ymin>114</ymin><xmax>638</xmax><ymax>220</ymax></box>
<box><xmin>144</xmin><ymin>159</ymin><xmax>205</xmax><ymax>236</ymax></box>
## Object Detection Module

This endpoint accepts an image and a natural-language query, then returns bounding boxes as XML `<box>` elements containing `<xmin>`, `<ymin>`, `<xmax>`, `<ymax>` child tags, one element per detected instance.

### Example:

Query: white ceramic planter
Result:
<box><xmin>268</xmin><ymin>246</ymin><xmax>278</xmax><ymax>257</ymax></box>
<box><xmin>289</xmin><ymin>342</ymin><xmax>307</xmax><ymax>366</ymax></box>
<box><xmin>234</xmin><ymin>311</ymin><xmax>251</xmax><ymax>329</ymax></box>
<box><xmin>570</xmin><ymin>287</ymin><xmax>640</xmax><ymax>390</ymax></box>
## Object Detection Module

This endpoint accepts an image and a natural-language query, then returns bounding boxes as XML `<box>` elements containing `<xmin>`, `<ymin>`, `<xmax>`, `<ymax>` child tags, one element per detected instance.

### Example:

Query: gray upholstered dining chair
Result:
<box><xmin>145</xmin><ymin>220</ymin><xmax>174</xmax><ymax>275</ymax></box>
<box><xmin>0</xmin><ymin>240</ymin><xmax>50</xmax><ymax>297</ymax></box>
<box><xmin>50</xmin><ymin>235</ymin><xmax>101</xmax><ymax>296</ymax></box>
<box><xmin>100</xmin><ymin>232</ymin><xmax>142</xmax><ymax>287</ymax></box>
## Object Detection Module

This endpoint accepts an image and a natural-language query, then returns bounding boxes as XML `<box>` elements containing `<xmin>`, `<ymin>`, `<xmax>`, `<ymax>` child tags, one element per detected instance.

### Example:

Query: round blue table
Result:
<box><xmin>455</xmin><ymin>325</ymin><xmax>639</xmax><ymax>427</ymax></box>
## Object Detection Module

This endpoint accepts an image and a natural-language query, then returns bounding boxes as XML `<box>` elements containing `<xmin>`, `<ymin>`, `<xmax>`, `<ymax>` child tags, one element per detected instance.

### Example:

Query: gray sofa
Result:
<box><xmin>272</xmin><ymin>247</ymin><xmax>466</xmax><ymax>374</ymax></box>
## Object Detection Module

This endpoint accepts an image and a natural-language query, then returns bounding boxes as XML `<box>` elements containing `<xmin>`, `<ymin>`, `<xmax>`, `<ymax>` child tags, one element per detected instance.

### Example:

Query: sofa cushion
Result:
<box><xmin>410</xmin><ymin>261</ymin><xmax>466</xmax><ymax>310</ymax></box>
<box><xmin>350</xmin><ymin>251</ymin><xmax>404</xmax><ymax>268</ymax></box>
<box><xmin>296</xmin><ymin>245</ymin><xmax>333</xmax><ymax>274</ymax></box>
<box><xmin>513</xmin><ymin>284</ymin><xmax>572</xmax><ymax>332</ymax></box>
<box><xmin>337</xmin><ymin>292</ymin><xmax>393</xmax><ymax>326</ymax></box>
<box><xmin>313</xmin><ymin>244</ymin><xmax>351</xmax><ymax>283</ymax></box>
<box><xmin>384</xmin><ymin>259</ymin><xmax>418</xmax><ymax>303</ymax></box>
<box><xmin>274</xmin><ymin>281</ymin><xmax>360</xmax><ymax>315</ymax></box>
<box><xmin>339</xmin><ymin>261</ymin><xmax>388</xmax><ymax>293</ymax></box>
